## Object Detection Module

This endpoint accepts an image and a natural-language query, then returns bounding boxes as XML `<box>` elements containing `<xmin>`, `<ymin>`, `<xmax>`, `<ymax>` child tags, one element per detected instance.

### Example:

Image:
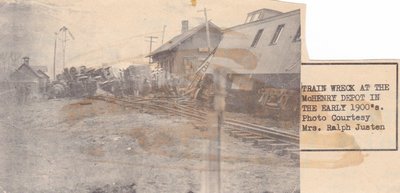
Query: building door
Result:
<box><xmin>183</xmin><ymin>57</ymin><xmax>198</xmax><ymax>78</ymax></box>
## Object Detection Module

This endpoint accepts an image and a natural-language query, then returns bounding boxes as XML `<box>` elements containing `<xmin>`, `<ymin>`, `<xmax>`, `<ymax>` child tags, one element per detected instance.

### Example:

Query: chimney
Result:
<box><xmin>181</xmin><ymin>20</ymin><xmax>189</xmax><ymax>33</ymax></box>
<box><xmin>22</xmin><ymin>56</ymin><xmax>30</xmax><ymax>65</ymax></box>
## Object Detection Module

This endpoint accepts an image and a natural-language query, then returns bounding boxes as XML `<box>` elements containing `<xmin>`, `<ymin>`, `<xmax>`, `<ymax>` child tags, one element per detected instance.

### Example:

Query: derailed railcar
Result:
<box><xmin>97</xmin><ymin>66</ymin><xmax>124</xmax><ymax>97</ymax></box>
<box><xmin>97</xmin><ymin>64</ymin><xmax>152</xmax><ymax>97</ymax></box>
<box><xmin>48</xmin><ymin>66</ymin><xmax>97</xmax><ymax>98</ymax></box>
<box><xmin>225</xmin><ymin>74</ymin><xmax>299</xmax><ymax>117</ymax></box>
<box><xmin>121</xmin><ymin>64</ymin><xmax>152</xmax><ymax>96</ymax></box>
<box><xmin>193</xmin><ymin>9</ymin><xmax>301</xmax><ymax>124</ymax></box>
<box><xmin>49</xmin><ymin>64</ymin><xmax>153</xmax><ymax>98</ymax></box>
<box><xmin>197</xmin><ymin>73</ymin><xmax>300</xmax><ymax>122</ymax></box>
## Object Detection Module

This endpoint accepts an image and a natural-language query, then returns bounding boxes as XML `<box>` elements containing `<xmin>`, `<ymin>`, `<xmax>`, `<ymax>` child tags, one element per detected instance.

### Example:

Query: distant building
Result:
<box><xmin>147</xmin><ymin>20</ymin><xmax>223</xmax><ymax>83</ymax></box>
<box><xmin>36</xmin><ymin>69</ymin><xmax>50</xmax><ymax>92</ymax></box>
<box><xmin>9</xmin><ymin>57</ymin><xmax>49</xmax><ymax>96</ymax></box>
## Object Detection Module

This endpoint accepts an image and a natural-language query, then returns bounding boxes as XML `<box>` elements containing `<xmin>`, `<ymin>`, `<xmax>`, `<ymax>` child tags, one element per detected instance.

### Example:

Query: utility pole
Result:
<box><xmin>197</xmin><ymin>8</ymin><xmax>221</xmax><ymax>193</ymax></box>
<box><xmin>146</xmin><ymin>36</ymin><xmax>158</xmax><ymax>64</ymax></box>
<box><xmin>161</xmin><ymin>25</ymin><xmax>167</xmax><ymax>44</ymax></box>
<box><xmin>198</xmin><ymin>8</ymin><xmax>212</xmax><ymax>53</ymax></box>
<box><xmin>53</xmin><ymin>32</ymin><xmax>58</xmax><ymax>80</ymax></box>
<box><xmin>59</xmin><ymin>26</ymin><xmax>74</xmax><ymax>70</ymax></box>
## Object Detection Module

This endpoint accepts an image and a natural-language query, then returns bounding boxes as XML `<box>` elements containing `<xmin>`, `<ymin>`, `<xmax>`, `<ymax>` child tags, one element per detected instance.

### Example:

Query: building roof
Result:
<box><xmin>247</xmin><ymin>8</ymin><xmax>282</xmax><ymax>15</ymax></box>
<box><xmin>207</xmin><ymin>9</ymin><xmax>301</xmax><ymax>75</ymax></box>
<box><xmin>245</xmin><ymin>9</ymin><xmax>283</xmax><ymax>23</ymax></box>
<box><xmin>31</xmin><ymin>65</ymin><xmax>48</xmax><ymax>73</ymax></box>
<box><xmin>147</xmin><ymin>21</ymin><xmax>221</xmax><ymax>57</ymax></box>
<box><xmin>36</xmin><ymin>69</ymin><xmax>50</xmax><ymax>79</ymax></box>
<box><xmin>12</xmin><ymin>63</ymin><xmax>42</xmax><ymax>78</ymax></box>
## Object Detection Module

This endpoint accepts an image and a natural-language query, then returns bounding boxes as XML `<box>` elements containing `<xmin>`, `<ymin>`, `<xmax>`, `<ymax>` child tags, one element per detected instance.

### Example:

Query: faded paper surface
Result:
<box><xmin>1</xmin><ymin>0</ymin><xmax>399</xmax><ymax>193</ymax></box>
<box><xmin>300</xmin><ymin>60</ymin><xmax>400</xmax><ymax>193</ymax></box>
<box><xmin>0</xmin><ymin>1</ymin><xmax>303</xmax><ymax>193</ymax></box>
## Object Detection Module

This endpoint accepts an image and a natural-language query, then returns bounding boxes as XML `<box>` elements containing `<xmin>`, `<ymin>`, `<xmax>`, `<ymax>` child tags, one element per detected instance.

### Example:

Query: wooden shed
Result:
<box><xmin>9</xmin><ymin>57</ymin><xmax>49</xmax><ymax>98</ymax></box>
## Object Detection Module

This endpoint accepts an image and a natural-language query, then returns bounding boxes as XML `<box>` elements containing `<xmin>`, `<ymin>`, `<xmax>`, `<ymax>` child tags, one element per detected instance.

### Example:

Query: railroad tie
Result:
<box><xmin>230</xmin><ymin>131</ymin><xmax>254</xmax><ymax>138</ymax></box>
<box><xmin>226</xmin><ymin>129</ymin><xmax>249</xmax><ymax>135</ymax></box>
<box><xmin>264</xmin><ymin>143</ymin><xmax>292</xmax><ymax>152</ymax></box>
<box><xmin>274</xmin><ymin>147</ymin><xmax>299</xmax><ymax>157</ymax></box>
<box><xmin>282</xmin><ymin>148</ymin><xmax>299</xmax><ymax>155</ymax></box>
<box><xmin>253</xmin><ymin>138</ymin><xmax>276</xmax><ymax>146</ymax></box>
<box><xmin>290</xmin><ymin>151</ymin><xmax>300</xmax><ymax>160</ymax></box>
<box><xmin>222</xmin><ymin>124</ymin><xmax>239</xmax><ymax>131</ymax></box>
<box><xmin>233</xmin><ymin>133</ymin><xmax>256</xmax><ymax>139</ymax></box>
<box><xmin>221</xmin><ymin>126</ymin><xmax>235</xmax><ymax>132</ymax></box>
<box><xmin>241</xmin><ymin>135</ymin><xmax>265</xmax><ymax>142</ymax></box>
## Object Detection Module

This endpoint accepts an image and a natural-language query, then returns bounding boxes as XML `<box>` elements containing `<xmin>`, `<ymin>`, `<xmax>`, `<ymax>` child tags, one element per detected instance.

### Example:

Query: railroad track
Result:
<box><xmin>223</xmin><ymin>119</ymin><xmax>299</xmax><ymax>159</ymax></box>
<box><xmin>90</xmin><ymin>95</ymin><xmax>206</xmax><ymax>121</ymax></box>
<box><xmin>171</xmin><ymin>99</ymin><xmax>299</xmax><ymax>155</ymax></box>
<box><xmin>90</xmin><ymin>95</ymin><xmax>299</xmax><ymax>159</ymax></box>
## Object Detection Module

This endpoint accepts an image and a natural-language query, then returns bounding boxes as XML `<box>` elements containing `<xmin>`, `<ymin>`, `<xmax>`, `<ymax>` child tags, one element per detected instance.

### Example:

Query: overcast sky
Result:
<box><xmin>1</xmin><ymin>0</ymin><xmax>399</xmax><ymax>75</ymax></box>
<box><xmin>0</xmin><ymin>0</ymin><xmax>303</xmax><ymax>72</ymax></box>
<box><xmin>58</xmin><ymin>0</ymin><xmax>303</xmax><ymax>66</ymax></box>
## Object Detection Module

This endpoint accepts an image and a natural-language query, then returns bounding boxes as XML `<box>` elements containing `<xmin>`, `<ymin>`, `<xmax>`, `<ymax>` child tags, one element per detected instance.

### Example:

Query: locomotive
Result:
<box><xmin>47</xmin><ymin>64</ymin><xmax>153</xmax><ymax>99</ymax></box>
<box><xmin>47</xmin><ymin>66</ymin><xmax>97</xmax><ymax>98</ymax></box>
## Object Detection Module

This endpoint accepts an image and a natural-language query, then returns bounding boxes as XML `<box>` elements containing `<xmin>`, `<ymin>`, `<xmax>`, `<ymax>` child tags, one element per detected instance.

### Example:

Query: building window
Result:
<box><xmin>245</xmin><ymin>16</ymin><xmax>251</xmax><ymax>23</ymax></box>
<box><xmin>249</xmin><ymin>14</ymin><xmax>255</xmax><ymax>22</ymax></box>
<box><xmin>270</xmin><ymin>24</ymin><xmax>285</xmax><ymax>45</ymax></box>
<box><xmin>231</xmin><ymin>76</ymin><xmax>254</xmax><ymax>91</ymax></box>
<box><xmin>251</xmin><ymin>29</ymin><xmax>264</xmax><ymax>48</ymax></box>
<box><xmin>257</xmin><ymin>12</ymin><xmax>264</xmax><ymax>20</ymax></box>
<box><xmin>294</xmin><ymin>27</ymin><xmax>301</xmax><ymax>42</ymax></box>
<box><xmin>253</xmin><ymin>13</ymin><xmax>260</xmax><ymax>21</ymax></box>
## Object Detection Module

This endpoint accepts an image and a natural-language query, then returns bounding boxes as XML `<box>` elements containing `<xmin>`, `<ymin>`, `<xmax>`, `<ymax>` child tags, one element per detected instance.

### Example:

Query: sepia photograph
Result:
<box><xmin>0</xmin><ymin>1</ymin><xmax>302</xmax><ymax>192</ymax></box>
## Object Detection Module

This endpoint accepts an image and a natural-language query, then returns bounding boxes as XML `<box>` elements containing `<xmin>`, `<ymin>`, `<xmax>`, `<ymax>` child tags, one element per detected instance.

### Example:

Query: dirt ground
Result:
<box><xmin>0</xmin><ymin>98</ymin><xmax>298</xmax><ymax>193</ymax></box>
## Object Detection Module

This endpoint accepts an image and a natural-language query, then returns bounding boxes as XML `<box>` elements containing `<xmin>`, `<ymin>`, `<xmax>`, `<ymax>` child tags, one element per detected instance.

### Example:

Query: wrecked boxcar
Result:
<box><xmin>48</xmin><ymin>66</ymin><xmax>97</xmax><ymax>98</ymax></box>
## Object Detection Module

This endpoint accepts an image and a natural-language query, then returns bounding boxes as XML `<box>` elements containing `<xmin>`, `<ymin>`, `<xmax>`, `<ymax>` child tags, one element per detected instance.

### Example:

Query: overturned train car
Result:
<box><xmin>194</xmin><ymin>9</ymin><xmax>301</xmax><ymax>123</ymax></box>
<box><xmin>48</xmin><ymin>64</ymin><xmax>152</xmax><ymax>98</ymax></box>
<box><xmin>48</xmin><ymin>66</ymin><xmax>98</xmax><ymax>98</ymax></box>
<box><xmin>95</xmin><ymin>64</ymin><xmax>152</xmax><ymax>97</ymax></box>
<box><xmin>121</xmin><ymin>64</ymin><xmax>152</xmax><ymax>96</ymax></box>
